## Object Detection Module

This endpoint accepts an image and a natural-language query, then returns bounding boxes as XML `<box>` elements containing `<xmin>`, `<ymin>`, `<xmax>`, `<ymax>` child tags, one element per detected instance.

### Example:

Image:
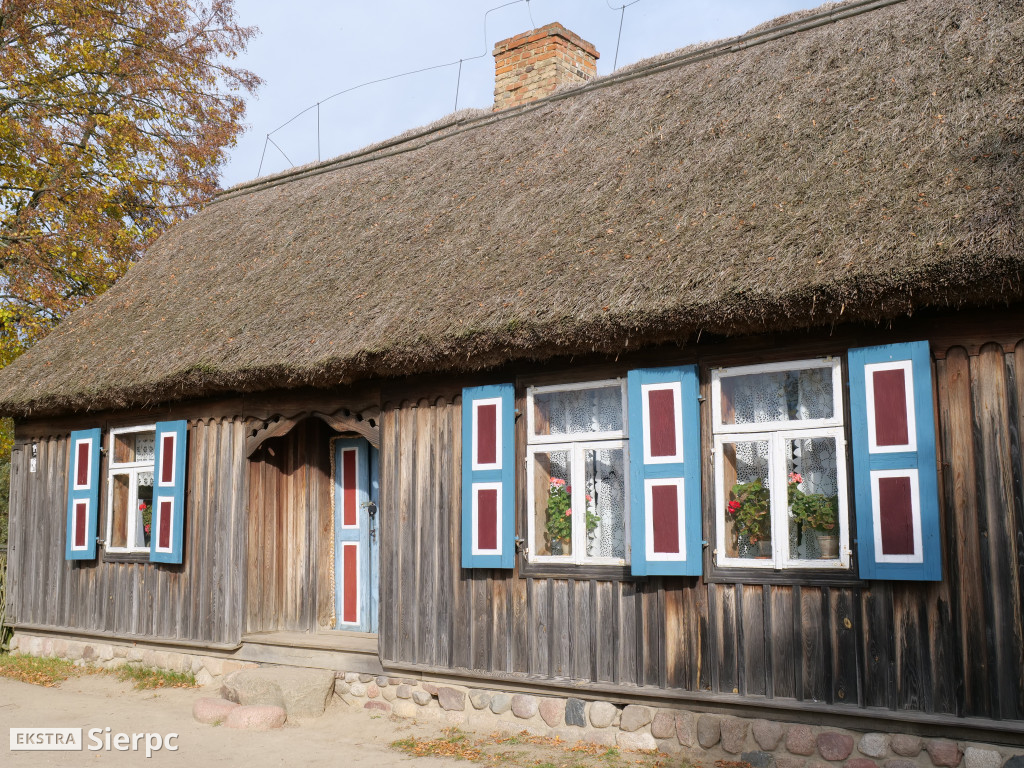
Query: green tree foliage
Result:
<box><xmin>0</xmin><ymin>0</ymin><xmax>261</xmax><ymax>528</ymax></box>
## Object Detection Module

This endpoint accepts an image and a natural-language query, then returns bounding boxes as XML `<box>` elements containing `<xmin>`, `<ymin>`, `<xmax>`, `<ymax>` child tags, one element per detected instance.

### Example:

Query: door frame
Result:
<box><xmin>332</xmin><ymin>436</ymin><xmax>380</xmax><ymax>632</ymax></box>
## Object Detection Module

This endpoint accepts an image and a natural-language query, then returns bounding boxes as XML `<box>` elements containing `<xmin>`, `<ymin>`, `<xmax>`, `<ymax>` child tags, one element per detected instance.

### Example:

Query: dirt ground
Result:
<box><xmin>0</xmin><ymin>674</ymin><xmax>471</xmax><ymax>766</ymax></box>
<box><xmin>1</xmin><ymin>675</ymin><xmax>687</xmax><ymax>767</ymax></box>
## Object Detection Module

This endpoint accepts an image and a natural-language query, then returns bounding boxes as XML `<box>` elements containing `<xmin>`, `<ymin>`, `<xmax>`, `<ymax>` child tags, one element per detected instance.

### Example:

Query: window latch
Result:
<box><xmin>360</xmin><ymin>500</ymin><xmax>377</xmax><ymax>517</ymax></box>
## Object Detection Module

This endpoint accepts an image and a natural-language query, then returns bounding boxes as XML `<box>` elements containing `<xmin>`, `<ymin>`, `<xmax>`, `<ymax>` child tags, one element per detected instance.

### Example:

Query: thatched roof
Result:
<box><xmin>1</xmin><ymin>0</ymin><xmax>1021</xmax><ymax>418</ymax></box>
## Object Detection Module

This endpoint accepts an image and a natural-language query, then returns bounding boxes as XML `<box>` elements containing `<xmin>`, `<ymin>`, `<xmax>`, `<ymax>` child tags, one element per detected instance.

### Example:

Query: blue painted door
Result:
<box><xmin>334</xmin><ymin>438</ymin><xmax>380</xmax><ymax>632</ymax></box>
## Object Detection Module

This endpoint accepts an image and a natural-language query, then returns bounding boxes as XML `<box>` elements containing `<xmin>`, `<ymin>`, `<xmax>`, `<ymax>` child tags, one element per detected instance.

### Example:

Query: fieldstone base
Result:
<box><xmin>11</xmin><ymin>631</ymin><xmax>257</xmax><ymax>693</ymax></box>
<box><xmin>13</xmin><ymin>630</ymin><xmax>1023</xmax><ymax>766</ymax></box>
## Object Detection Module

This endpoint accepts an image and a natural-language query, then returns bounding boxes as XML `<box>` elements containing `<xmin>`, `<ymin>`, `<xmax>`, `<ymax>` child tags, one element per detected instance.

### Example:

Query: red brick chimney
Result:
<box><xmin>492</xmin><ymin>23</ymin><xmax>599</xmax><ymax>111</ymax></box>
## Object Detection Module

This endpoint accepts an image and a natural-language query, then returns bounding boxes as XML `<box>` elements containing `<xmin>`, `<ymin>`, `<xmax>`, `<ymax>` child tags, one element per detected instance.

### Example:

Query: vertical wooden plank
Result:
<box><xmin>972</xmin><ymin>344</ymin><xmax>1024</xmax><ymax>719</ymax></box>
<box><xmin>935</xmin><ymin>349</ymin><xmax>988</xmax><ymax>716</ymax></box>
<box><xmin>741</xmin><ymin>583</ymin><xmax>766</xmax><ymax>696</ymax></box>
<box><xmin>830</xmin><ymin>587</ymin><xmax>860</xmax><ymax>706</ymax></box>
<box><xmin>569</xmin><ymin>578</ymin><xmax>591</xmax><ymax>681</ymax></box>
<box><xmin>800</xmin><ymin>586</ymin><xmax>827</xmax><ymax>702</ymax></box>
<box><xmin>379</xmin><ymin>406</ymin><xmax>400</xmax><ymax>660</ymax></box>
<box><xmin>433</xmin><ymin>400</ymin><xmax>454</xmax><ymax>668</ymax></box>
<box><xmin>550</xmin><ymin>578</ymin><xmax>570</xmax><ymax>678</ymax></box>
<box><xmin>716</xmin><ymin>583</ymin><xmax>738</xmax><ymax>694</ymax></box>
<box><xmin>449</xmin><ymin>398</ymin><xmax>472</xmax><ymax>670</ymax></box>
<box><xmin>529</xmin><ymin>578</ymin><xmax>550</xmax><ymax>677</ymax></box>
<box><xmin>861</xmin><ymin>582</ymin><xmax>896</xmax><ymax>709</ymax></box>
<box><xmin>663</xmin><ymin>580</ymin><xmax>685</xmax><ymax>689</ymax></box>
<box><xmin>616</xmin><ymin>579</ymin><xmax>637</xmax><ymax>685</ymax></box>
<box><xmin>416</xmin><ymin>402</ymin><xmax>437</xmax><ymax>664</ymax></box>
<box><xmin>594</xmin><ymin>580</ymin><xmax>616</xmax><ymax>683</ymax></box>
<box><xmin>491</xmin><ymin>571</ymin><xmax>509</xmax><ymax>673</ymax></box>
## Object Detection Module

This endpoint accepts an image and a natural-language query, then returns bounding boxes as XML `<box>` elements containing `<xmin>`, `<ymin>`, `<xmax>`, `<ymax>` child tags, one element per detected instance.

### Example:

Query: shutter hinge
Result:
<box><xmin>697</xmin><ymin>394</ymin><xmax>706</xmax><ymax>403</ymax></box>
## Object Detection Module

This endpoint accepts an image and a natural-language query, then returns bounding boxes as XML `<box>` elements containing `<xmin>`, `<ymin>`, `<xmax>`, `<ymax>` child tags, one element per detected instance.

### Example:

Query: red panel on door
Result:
<box><xmin>476</xmin><ymin>487</ymin><xmax>498</xmax><ymax>551</ymax></box>
<box><xmin>476</xmin><ymin>403</ymin><xmax>497</xmax><ymax>466</ymax></box>
<box><xmin>76</xmin><ymin>442</ymin><xmax>90</xmax><ymax>487</ymax></box>
<box><xmin>342</xmin><ymin>449</ymin><xmax>357</xmax><ymax>527</ymax></box>
<box><xmin>160</xmin><ymin>434</ymin><xmax>175</xmax><ymax>484</ymax></box>
<box><xmin>74</xmin><ymin>501</ymin><xmax>88</xmax><ymax>548</ymax></box>
<box><xmin>873</xmin><ymin>369</ymin><xmax>910</xmax><ymax>447</ymax></box>
<box><xmin>878</xmin><ymin>475</ymin><xmax>914</xmax><ymax>555</ymax></box>
<box><xmin>647</xmin><ymin>388</ymin><xmax>678</xmax><ymax>458</ymax></box>
<box><xmin>158</xmin><ymin>499</ymin><xmax>173</xmax><ymax>550</ymax></box>
<box><xmin>343</xmin><ymin>543</ymin><xmax>358</xmax><ymax>624</ymax></box>
<box><xmin>651</xmin><ymin>484</ymin><xmax>680</xmax><ymax>554</ymax></box>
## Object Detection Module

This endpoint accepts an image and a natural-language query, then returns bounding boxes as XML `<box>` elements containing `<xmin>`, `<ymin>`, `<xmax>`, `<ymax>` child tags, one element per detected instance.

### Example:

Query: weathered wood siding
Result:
<box><xmin>245</xmin><ymin>419</ymin><xmax>334</xmax><ymax>634</ymax></box>
<box><xmin>6</xmin><ymin>417</ymin><xmax>247</xmax><ymax>645</ymax></box>
<box><xmin>379</xmin><ymin>339</ymin><xmax>1024</xmax><ymax>722</ymax></box>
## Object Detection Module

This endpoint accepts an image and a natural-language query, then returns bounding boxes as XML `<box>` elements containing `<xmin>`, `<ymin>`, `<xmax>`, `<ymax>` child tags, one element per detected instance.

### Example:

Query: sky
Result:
<box><xmin>221</xmin><ymin>0</ymin><xmax>816</xmax><ymax>189</ymax></box>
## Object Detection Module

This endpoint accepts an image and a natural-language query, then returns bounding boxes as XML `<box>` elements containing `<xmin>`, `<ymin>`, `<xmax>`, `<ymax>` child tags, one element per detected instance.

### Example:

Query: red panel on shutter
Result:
<box><xmin>76</xmin><ymin>442</ymin><xmax>90</xmax><ymax>487</ymax></box>
<box><xmin>476</xmin><ymin>488</ymin><xmax>498</xmax><ymax>550</ymax></box>
<box><xmin>873</xmin><ymin>369</ymin><xmax>910</xmax><ymax>447</ymax></box>
<box><xmin>342</xmin><ymin>449</ymin><xmax>357</xmax><ymax>527</ymax></box>
<box><xmin>647</xmin><ymin>389</ymin><xmax>677</xmax><ymax>458</ymax></box>
<box><xmin>651</xmin><ymin>484</ymin><xmax>680</xmax><ymax>554</ymax></box>
<box><xmin>878</xmin><ymin>476</ymin><xmax>914</xmax><ymax>555</ymax></box>
<box><xmin>158</xmin><ymin>500</ymin><xmax>173</xmax><ymax>550</ymax></box>
<box><xmin>476</xmin><ymin>403</ymin><xmax>497</xmax><ymax>466</ymax></box>
<box><xmin>160</xmin><ymin>434</ymin><xmax>175</xmax><ymax>484</ymax></box>
<box><xmin>343</xmin><ymin>544</ymin><xmax>358</xmax><ymax>624</ymax></box>
<box><xmin>74</xmin><ymin>501</ymin><xmax>88</xmax><ymax>548</ymax></box>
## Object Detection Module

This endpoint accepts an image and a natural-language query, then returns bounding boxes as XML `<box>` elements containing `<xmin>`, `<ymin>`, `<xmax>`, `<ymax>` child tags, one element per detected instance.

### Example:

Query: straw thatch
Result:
<box><xmin>1</xmin><ymin>0</ymin><xmax>1021</xmax><ymax>418</ymax></box>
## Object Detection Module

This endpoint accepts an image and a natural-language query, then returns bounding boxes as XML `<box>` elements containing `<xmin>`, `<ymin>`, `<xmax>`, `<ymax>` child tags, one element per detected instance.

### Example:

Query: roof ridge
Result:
<box><xmin>215</xmin><ymin>0</ymin><xmax>907</xmax><ymax>204</ymax></box>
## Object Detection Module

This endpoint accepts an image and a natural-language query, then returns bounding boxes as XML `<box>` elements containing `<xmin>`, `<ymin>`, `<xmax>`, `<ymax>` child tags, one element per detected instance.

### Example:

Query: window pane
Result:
<box><xmin>533</xmin><ymin>386</ymin><xmax>622</xmax><ymax>436</ymax></box>
<box><xmin>583</xmin><ymin>447</ymin><xmax>626</xmax><ymax>560</ymax></box>
<box><xmin>532</xmin><ymin>450</ymin><xmax>573</xmax><ymax>557</ymax></box>
<box><xmin>720</xmin><ymin>367</ymin><xmax>834</xmax><ymax>425</ymax></box>
<box><xmin>112</xmin><ymin>430</ymin><xmax>156</xmax><ymax>463</ymax></box>
<box><xmin>110</xmin><ymin>473</ymin><xmax>131</xmax><ymax>549</ymax></box>
<box><xmin>138</xmin><ymin>472</ymin><xmax>154</xmax><ymax>548</ymax></box>
<box><xmin>722</xmin><ymin>440</ymin><xmax>772</xmax><ymax>560</ymax></box>
<box><xmin>786</xmin><ymin>437</ymin><xmax>841</xmax><ymax>561</ymax></box>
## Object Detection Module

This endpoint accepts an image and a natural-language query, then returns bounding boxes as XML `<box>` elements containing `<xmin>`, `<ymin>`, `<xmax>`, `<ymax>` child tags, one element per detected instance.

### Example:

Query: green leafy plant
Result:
<box><xmin>544</xmin><ymin>478</ymin><xmax>600</xmax><ymax>544</ymax></box>
<box><xmin>787</xmin><ymin>472</ymin><xmax>838</xmax><ymax>533</ymax></box>
<box><xmin>727</xmin><ymin>479</ymin><xmax>771</xmax><ymax>544</ymax></box>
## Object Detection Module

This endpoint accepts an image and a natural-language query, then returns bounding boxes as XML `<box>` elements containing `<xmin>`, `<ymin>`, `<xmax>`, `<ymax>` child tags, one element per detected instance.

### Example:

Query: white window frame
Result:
<box><xmin>105</xmin><ymin>425</ymin><xmax>156</xmax><ymax>554</ymax></box>
<box><xmin>525</xmin><ymin>378</ymin><xmax>630</xmax><ymax>566</ymax></box>
<box><xmin>526</xmin><ymin>439</ymin><xmax>630</xmax><ymax>566</ymax></box>
<box><xmin>526</xmin><ymin>379</ymin><xmax>628</xmax><ymax>444</ymax></box>
<box><xmin>711</xmin><ymin>359</ymin><xmax>851</xmax><ymax>571</ymax></box>
<box><xmin>711</xmin><ymin>357</ymin><xmax>843</xmax><ymax>433</ymax></box>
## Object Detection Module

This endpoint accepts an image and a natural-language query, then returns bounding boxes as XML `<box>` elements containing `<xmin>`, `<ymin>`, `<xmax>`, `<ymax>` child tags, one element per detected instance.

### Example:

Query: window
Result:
<box><xmin>526</xmin><ymin>380</ymin><xmax>630</xmax><ymax>565</ymax></box>
<box><xmin>711</xmin><ymin>358</ymin><xmax>851</xmax><ymax>569</ymax></box>
<box><xmin>105</xmin><ymin>426</ymin><xmax>156</xmax><ymax>553</ymax></box>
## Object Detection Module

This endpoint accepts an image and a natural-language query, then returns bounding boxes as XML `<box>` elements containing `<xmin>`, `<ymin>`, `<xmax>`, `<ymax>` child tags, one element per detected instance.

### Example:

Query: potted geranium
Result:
<box><xmin>545</xmin><ymin>478</ymin><xmax>600</xmax><ymax>555</ymax></box>
<box><xmin>787</xmin><ymin>472</ymin><xmax>839</xmax><ymax>558</ymax></box>
<box><xmin>727</xmin><ymin>479</ymin><xmax>772</xmax><ymax>557</ymax></box>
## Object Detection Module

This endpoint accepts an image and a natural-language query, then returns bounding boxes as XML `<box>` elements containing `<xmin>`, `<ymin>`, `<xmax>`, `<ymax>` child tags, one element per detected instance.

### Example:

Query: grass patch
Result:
<box><xmin>391</xmin><ymin>727</ymin><xmax>692</xmax><ymax>768</ymax></box>
<box><xmin>114</xmin><ymin>664</ymin><xmax>197</xmax><ymax>690</ymax></box>
<box><xmin>0</xmin><ymin>654</ymin><xmax>81</xmax><ymax>687</ymax></box>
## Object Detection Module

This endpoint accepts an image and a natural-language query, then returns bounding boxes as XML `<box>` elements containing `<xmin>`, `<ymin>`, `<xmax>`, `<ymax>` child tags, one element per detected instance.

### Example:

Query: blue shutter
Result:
<box><xmin>628</xmin><ymin>365</ymin><xmax>702</xmax><ymax>576</ymax></box>
<box><xmin>150</xmin><ymin>420</ymin><xmax>188</xmax><ymax>564</ymax></box>
<box><xmin>848</xmin><ymin>341</ymin><xmax>941</xmax><ymax>580</ymax></box>
<box><xmin>66</xmin><ymin>428</ymin><xmax>101</xmax><ymax>560</ymax></box>
<box><xmin>461</xmin><ymin>384</ymin><xmax>515</xmax><ymax>569</ymax></box>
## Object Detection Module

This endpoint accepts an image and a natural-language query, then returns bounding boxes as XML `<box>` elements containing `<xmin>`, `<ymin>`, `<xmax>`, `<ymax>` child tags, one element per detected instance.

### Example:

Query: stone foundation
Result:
<box><xmin>10</xmin><ymin>631</ymin><xmax>257</xmax><ymax>689</ymax></box>
<box><xmin>12</xmin><ymin>631</ymin><xmax>1022</xmax><ymax>766</ymax></box>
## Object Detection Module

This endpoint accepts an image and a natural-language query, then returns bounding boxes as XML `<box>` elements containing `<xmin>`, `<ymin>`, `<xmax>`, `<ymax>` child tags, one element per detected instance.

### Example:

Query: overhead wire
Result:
<box><xmin>257</xmin><ymin>0</ymin><xmax>539</xmax><ymax>177</ymax></box>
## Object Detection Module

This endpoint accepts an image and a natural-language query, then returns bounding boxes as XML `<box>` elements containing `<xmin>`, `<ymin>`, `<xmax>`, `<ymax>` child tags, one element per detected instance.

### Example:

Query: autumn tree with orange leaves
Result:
<box><xmin>0</xmin><ymin>0</ymin><xmax>260</xmax><ymax>361</ymax></box>
<box><xmin>0</xmin><ymin>0</ymin><xmax>261</xmax><ymax>537</ymax></box>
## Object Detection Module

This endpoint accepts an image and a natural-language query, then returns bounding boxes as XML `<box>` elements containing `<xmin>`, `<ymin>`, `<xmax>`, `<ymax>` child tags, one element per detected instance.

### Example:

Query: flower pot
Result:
<box><xmin>815</xmin><ymin>533</ymin><xmax>839</xmax><ymax>559</ymax></box>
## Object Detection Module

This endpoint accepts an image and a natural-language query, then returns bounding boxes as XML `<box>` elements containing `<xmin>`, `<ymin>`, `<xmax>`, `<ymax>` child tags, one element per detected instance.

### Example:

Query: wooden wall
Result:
<box><xmin>245</xmin><ymin>419</ymin><xmax>334</xmax><ymax>634</ymax></box>
<box><xmin>6</xmin><ymin>417</ymin><xmax>247</xmax><ymax>646</ymax></box>
<box><xmin>378</xmin><ymin>338</ymin><xmax>1024</xmax><ymax>722</ymax></box>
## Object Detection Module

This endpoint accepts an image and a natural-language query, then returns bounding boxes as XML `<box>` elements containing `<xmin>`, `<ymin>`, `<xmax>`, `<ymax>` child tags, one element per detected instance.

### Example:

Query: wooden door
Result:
<box><xmin>334</xmin><ymin>438</ymin><xmax>379</xmax><ymax>632</ymax></box>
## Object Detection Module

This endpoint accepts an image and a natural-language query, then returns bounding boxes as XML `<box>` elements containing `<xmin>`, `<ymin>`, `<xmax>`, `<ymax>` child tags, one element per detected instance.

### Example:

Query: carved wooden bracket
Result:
<box><xmin>246</xmin><ymin>406</ymin><xmax>381</xmax><ymax>457</ymax></box>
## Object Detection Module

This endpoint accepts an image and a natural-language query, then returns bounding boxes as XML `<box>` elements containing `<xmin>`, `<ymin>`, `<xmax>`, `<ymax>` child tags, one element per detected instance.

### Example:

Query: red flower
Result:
<box><xmin>728</xmin><ymin>500</ymin><xmax>741</xmax><ymax>515</ymax></box>
<box><xmin>144</xmin><ymin>524</ymin><xmax>151</xmax><ymax>534</ymax></box>
<box><xmin>139</xmin><ymin>502</ymin><xmax>146</xmax><ymax>511</ymax></box>
<box><xmin>566</xmin><ymin>509</ymin><xmax>572</xmax><ymax>516</ymax></box>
